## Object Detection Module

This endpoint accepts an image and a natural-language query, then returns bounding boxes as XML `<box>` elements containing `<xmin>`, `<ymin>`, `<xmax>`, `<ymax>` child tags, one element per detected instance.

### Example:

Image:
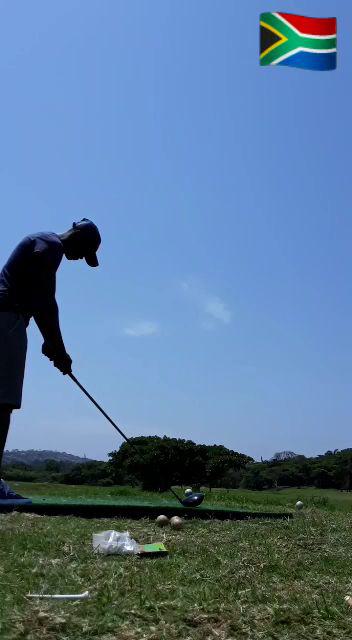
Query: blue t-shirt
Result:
<box><xmin>0</xmin><ymin>232</ymin><xmax>64</xmax><ymax>319</ymax></box>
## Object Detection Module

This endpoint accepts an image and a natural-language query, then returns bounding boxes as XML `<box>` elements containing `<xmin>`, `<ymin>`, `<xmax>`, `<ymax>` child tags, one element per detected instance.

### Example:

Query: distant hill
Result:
<box><xmin>3</xmin><ymin>449</ymin><xmax>96</xmax><ymax>467</ymax></box>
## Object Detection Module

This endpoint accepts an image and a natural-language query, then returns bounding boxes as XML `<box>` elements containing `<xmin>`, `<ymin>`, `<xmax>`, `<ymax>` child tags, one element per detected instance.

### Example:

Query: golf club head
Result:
<box><xmin>181</xmin><ymin>492</ymin><xmax>205</xmax><ymax>507</ymax></box>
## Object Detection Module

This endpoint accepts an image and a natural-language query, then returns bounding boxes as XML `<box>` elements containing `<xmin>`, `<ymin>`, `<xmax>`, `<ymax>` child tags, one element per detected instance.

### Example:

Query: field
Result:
<box><xmin>1</xmin><ymin>484</ymin><xmax>352</xmax><ymax>639</ymax></box>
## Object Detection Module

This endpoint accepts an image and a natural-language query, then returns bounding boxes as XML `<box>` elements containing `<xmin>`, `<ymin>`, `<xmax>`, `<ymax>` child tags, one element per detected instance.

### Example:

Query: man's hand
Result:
<box><xmin>42</xmin><ymin>342</ymin><xmax>55</xmax><ymax>361</ymax></box>
<box><xmin>42</xmin><ymin>342</ymin><xmax>72</xmax><ymax>375</ymax></box>
<box><xmin>53</xmin><ymin>352</ymin><xmax>72</xmax><ymax>375</ymax></box>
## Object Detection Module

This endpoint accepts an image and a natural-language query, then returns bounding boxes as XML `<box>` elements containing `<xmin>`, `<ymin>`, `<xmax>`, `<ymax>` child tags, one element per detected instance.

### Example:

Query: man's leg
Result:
<box><xmin>0</xmin><ymin>405</ymin><xmax>31</xmax><ymax>503</ymax></box>
<box><xmin>0</xmin><ymin>313</ymin><xmax>31</xmax><ymax>503</ymax></box>
<box><xmin>0</xmin><ymin>405</ymin><xmax>12</xmax><ymax>472</ymax></box>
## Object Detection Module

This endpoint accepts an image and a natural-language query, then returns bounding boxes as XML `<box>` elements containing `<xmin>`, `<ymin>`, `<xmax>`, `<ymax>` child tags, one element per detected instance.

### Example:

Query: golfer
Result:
<box><xmin>0</xmin><ymin>219</ymin><xmax>101</xmax><ymax>503</ymax></box>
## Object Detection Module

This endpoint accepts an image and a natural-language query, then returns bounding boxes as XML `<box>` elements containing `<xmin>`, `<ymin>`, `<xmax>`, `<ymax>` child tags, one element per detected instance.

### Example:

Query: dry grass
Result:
<box><xmin>1</xmin><ymin>487</ymin><xmax>352</xmax><ymax>638</ymax></box>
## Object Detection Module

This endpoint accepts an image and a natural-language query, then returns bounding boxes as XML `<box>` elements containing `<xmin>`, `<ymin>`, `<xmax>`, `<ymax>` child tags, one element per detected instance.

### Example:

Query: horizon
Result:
<box><xmin>4</xmin><ymin>441</ymin><xmax>351</xmax><ymax>464</ymax></box>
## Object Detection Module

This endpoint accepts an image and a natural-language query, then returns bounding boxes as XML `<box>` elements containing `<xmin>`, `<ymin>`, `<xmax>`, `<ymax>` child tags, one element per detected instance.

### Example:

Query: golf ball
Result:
<box><xmin>156</xmin><ymin>515</ymin><xmax>169</xmax><ymax>527</ymax></box>
<box><xmin>170</xmin><ymin>516</ymin><xmax>183</xmax><ymax>530</ymax></box>
<box><xmin>295</xmin><ymin>500</ymin><xmax>304</xmax><ymax>511</ymax></box>
<box><xmin>184</xmin><ymin>488</ymin><xmax>193</xmax><ymax>496</ymax></box>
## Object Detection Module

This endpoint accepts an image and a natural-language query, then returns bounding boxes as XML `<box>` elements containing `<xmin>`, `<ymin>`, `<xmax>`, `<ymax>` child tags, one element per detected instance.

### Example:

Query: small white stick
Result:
<box><xmin>27</xmin><ymin>590</ymin><xmax>90</xmax><ymax>601</ymax></box>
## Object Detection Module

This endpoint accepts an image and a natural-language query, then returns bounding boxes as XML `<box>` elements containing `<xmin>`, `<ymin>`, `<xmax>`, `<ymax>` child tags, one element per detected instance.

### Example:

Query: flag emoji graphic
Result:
<box><xmin>260</xmin><ymin>13</ymin><xmax>337</xmax><ymax>70</ymax></box>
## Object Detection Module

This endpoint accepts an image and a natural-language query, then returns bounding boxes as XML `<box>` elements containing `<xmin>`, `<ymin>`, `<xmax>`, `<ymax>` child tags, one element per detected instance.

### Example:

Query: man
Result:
<box><xmin>0</xmin><ymin>219</ymin><xmax>101</xmax><ymax>504</ymax></box>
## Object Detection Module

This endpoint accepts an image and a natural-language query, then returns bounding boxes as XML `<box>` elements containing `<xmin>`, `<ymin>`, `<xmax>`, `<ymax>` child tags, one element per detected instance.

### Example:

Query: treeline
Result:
<box><xmin>108</xmin><ymin>442</ymin><xmax>352</xmax><ymax>491</ymax></box>
<box><xmin>241</xmin><ymin>450</ymin><xmax>352</xmax><ymax>491</ymax></box>
<box><xmin>3</xmin><ymin>436</ymin><xmax>252</xmax><ymax>489</ymax></box>
<box><xmin>2</xmin><ymin>459</ymin><xmax>111</xmax><ymax>485</ymax></box>
<box><xmin>4</xmin><ymin>440</ymin><xmax>352</xmax><ymax>492</ymax></box>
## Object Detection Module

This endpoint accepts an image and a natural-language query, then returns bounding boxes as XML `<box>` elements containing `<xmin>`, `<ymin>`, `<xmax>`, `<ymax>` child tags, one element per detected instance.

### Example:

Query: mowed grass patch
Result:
<box><xmin>2</xmin><ymin>506</ymin><xmax>352</xmax><ymax>639</ymax></box>
<box><xmin>9</xmin><ymin>482</ymin><xmax>352</xmax><ymax>512</ymax></box>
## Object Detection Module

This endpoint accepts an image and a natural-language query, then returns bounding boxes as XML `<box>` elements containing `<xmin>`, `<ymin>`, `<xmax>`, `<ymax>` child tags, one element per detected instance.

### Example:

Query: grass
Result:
<box><xmin>10</xmin><ymin>481</ymin><xmax>352</xmax><ymax>511</ymax></box>
<box><xmin>1</xmin><ymin>485</ymin><xmax>352</xmax><ymax>639</ymax></box>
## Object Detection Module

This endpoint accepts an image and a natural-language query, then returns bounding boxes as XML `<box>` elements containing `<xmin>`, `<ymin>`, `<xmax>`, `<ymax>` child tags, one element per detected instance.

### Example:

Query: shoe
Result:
<box><xmin>0</xmin><ymin>479</ymin><xmax>32</xmax><ymax>506</ymax></box>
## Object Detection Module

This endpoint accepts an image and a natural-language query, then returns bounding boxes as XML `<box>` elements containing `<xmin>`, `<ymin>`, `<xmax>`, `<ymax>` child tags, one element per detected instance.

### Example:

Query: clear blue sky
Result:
<box><xmin>2</xmin><ymin>0</ymin><xmax>351</xmax><ymax>461</ymax></box>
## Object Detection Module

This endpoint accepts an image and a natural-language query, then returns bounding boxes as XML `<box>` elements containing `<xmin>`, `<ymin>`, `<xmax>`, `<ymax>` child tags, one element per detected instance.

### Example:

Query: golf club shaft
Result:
<box><xmin>69</xmin><ymin>373</ymin><xmax>134</xmax><ymax>447</ymax></box>
<box><xmin>68</xmin><ymin>372</ymin><xmax>185</xmax><ymax>506</ymax></box>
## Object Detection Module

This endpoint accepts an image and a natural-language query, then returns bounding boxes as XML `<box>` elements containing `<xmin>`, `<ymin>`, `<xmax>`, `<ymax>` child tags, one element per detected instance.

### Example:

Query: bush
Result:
<box><xmin>3</xmin><ymin>467</ymin><xmax>38</xmax><ymax>482</ymax></box>
<box><xmin>99</xmin><ymin>478</ymin><xmax>114</xmax><ymax>487</ymax></box>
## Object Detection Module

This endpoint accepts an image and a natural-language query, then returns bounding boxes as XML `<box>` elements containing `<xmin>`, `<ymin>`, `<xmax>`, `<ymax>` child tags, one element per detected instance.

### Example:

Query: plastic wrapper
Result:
<box><xmin>92</xmin><ymin>530</ymin><xmax>139</xmax><ymax>555</ymax></box>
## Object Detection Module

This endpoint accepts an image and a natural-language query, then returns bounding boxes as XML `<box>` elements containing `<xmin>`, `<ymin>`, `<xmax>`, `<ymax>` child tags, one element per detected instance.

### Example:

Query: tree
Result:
<box><xmin>109</xmin><ymin>437</ymin><xmax>252</xmax><ymax>491</ymax></box>
<box><xmin>45</xmin><ymin>460</ymin><xmax>61</xmax><ymax>473</ymax></box>
<box><xmin>240</xmin><ymin>465</ymin><xmax>267</xmax><ymax>490</ymax></box>
<box><xmin>271</xmin><ymin>451</ymin><xmax>300</xmax><ymax>462</ymax></box>
<box><xmin>205</xmin><ymin>448</ymin><xmax>252</xmax><ymax>490</ymax></box>
<box><xmin>312</xmin><ymin>468</ymin><xmax>333</xmax><ymax>489</ymax></box>
<box><xmin>61</xmin><ymin>461</ymin><xmax>110</xmax><ymax>485</ymax></box>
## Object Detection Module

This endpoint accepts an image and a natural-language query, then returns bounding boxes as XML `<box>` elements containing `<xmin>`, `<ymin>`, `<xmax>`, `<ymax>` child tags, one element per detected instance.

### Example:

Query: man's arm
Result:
<box><xmin>34</xmin><ymin>301</ymin><xmax>72</xmax><ymax>375</ymax></box>
<box><xmin>31</xmin><ymin>250</ymin><xmax>72</xmax><ymax>375</ymax></box>
<box><xmin>33</xmin><ymin>298</ymin><xmax>65</xmax><ymax>354</ymax></box>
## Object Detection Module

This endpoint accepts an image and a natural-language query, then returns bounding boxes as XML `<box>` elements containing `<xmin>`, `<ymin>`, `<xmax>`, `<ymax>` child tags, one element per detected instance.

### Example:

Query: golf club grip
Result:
<box><xmin>68</xmin><ymin>372</ymin><xmax>134</xmax><ymax>447</ymax></box>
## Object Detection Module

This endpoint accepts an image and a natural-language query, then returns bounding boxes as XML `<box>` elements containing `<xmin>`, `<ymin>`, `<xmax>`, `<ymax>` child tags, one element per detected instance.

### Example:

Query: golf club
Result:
<box><xmin>68</xmin><ymin>373</ymin><xmax>205</xmax><ymax>508</ymax></box>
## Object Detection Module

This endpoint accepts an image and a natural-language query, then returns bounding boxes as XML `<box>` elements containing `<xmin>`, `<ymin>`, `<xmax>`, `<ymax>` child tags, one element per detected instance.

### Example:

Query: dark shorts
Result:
<box><xmin>0</xmin><ymin>312</ymin><xmax>27</xmax><ymax>409</ymax></box>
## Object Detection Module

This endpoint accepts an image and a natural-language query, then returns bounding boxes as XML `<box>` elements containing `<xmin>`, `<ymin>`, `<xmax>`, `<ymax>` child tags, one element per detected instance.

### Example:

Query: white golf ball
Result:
<box><xmin>184</xmin><ymin>488</ymin><xmax>193</xmax><ymax>496</ymax></box>
<box><xmin>170</xmin><ymin>516</ymin><xmax>183</xmax><ymax>530</ymax></box>
<box><xmin>295</xmin><ymin>500</ymin><xmax>304</xmax><ymax>511</ymax></box>
<box><xmin>156</xmin><ymin>515</ymin><xmax>169</xmax><ymax>527</ymax></box>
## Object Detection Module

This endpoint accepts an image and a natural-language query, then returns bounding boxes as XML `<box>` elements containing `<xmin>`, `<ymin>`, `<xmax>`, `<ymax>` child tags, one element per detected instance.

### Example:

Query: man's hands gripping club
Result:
<box><xmin>42</xmin><ymin>342</ymin><xmax>72</xmax><ymax>375</ymax></box>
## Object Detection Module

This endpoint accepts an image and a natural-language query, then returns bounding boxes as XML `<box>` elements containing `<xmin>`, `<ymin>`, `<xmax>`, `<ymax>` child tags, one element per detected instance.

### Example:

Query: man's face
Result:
<box><xmin>64</xmin><ymin>230</ymin><xmax>87</xmax><ymax>261</ymax></box>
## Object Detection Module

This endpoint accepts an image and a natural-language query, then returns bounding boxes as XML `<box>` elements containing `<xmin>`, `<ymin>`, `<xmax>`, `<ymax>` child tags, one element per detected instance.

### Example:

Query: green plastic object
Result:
<box><xmin>137</xmin><ymin>543</ymin><xmax>168</xmax><ymax>557</ymax></box>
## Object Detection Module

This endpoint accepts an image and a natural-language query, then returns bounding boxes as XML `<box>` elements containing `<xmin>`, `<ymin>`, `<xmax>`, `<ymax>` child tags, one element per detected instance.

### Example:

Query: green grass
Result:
<box><xmin>10</xmin><ymin>481</ymin><xmax>352</xmax><ymax>511</ymax></box>
<box><xmin>1</xmin><ymin>484</ymin><xmax>352</xmax><ymax>639</ymax></box>
<box><xmin>201</xmin><ymin>486</ymin><xmax>352</xmax><ymax>512</ymax></box>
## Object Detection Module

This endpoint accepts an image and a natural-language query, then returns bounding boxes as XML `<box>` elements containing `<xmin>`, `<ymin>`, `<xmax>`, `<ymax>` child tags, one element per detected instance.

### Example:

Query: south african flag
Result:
<box><xmin>260</xmin><ymin>13</ymin><xmax>337</xmax><ymax>71</ymax></box>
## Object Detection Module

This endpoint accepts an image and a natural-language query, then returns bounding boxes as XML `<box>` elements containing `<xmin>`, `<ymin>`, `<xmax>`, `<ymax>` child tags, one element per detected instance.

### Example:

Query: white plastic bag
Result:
<box><xmin>92</xmin><ymin>530</ymin><xmax>139</xmax><ymax>555</ymax></box>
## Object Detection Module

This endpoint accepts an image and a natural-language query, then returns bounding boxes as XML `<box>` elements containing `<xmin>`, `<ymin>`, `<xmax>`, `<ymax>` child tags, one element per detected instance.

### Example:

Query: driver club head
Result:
<box><xmin>181</xmin><ymin>492</ymin><xmax>205</xmax><ymax>507</ymax></box>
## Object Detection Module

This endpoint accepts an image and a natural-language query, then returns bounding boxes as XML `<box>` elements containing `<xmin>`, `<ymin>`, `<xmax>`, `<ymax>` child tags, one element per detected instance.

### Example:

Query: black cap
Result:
<box><xmin>73</xmin><ymin>218</ymin><xmax>101</xmax><ymax>267</ymax></box>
